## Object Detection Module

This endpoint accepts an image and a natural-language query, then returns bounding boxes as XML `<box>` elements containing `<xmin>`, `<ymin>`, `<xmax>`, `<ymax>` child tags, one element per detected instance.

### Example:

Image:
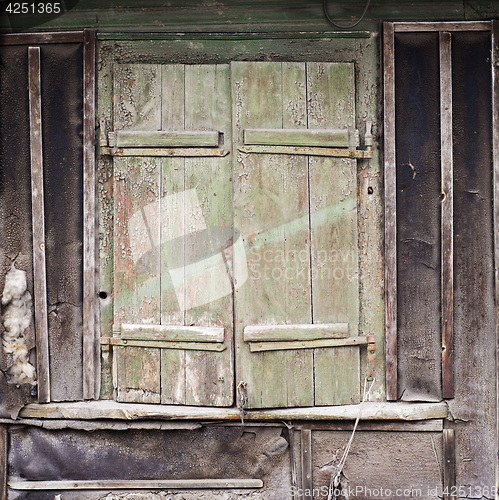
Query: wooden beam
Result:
<box><xmin>100</xmin><ymin>147</ymin><xmax>229</xmax><ymax>157</ymax></box>
<box><xmin>0</xmin><ymin>425</ymin><xmax>7</xmax><ymax>500</ymax></box>
<box><xmin>243</xmin><ymin>128</ymin><xmax>358</xmax><ymax>148</ymax></box>
<box><xmin>492</xmin><ymin>20</ymin><xmax>499</xmax><ymax>497</ymax></box>
<box><xmin>83</xmin><ymin>29</ymin><xmax>97</xmax><ymax>400</ymax></box>
<box><xmin>18</xmin><ymin>400</ymin><xmax>449</xmax><ymax>421</ymax></box>
<box><xmin>8</xmin><ymin>479</ymin><xmax>264</xmax><ymax>490</ymax></box>
<box><xmin>248</xmin><ymin>336</ymin><xmax>368</xmax><ymax>352</ymax></box>
<box><xmin>28</xmin><ymin>46</ymin><xmax>50</xmax><ymax>403</ymax></box>
<box><xmin>440</xmin><ymin>31</ymin><xmax>454</xmax><ymax>399</ymax></box>
<box><xmin>111</xmin><ymin>130</ymin><xmax>220</xmax><ymax>148</ymax></box>
<box><xmin>0</xmin><ymin>32</ymin><xmax>84</xmax><ymax>45</ymax></box>
<box><xmin>243</xmin><ymin>323</ymin><xmax>349</xmax><ymax>342</ymax></box>
<box><xmin>301</xmin><ymin>429</ymin><xmax>313</xmax><ymax>500</ymax></box>
<box><xmin>383</xmin><ymin>22</ymin><xmax>398</xmax><ymax>401</ymax></box>
<box><xmin>442</xmin><ymin>429</ymin><xmax>456</xmax><ymax>500</ymax></box>
<box><xmin>118</xmin><ymin>324</ymin><xmax>224</xmax><ymax>342</ymax></box>
<box><xmin>393</xmin><ymin>21</ymin><xmax>491</xmax><ymax>32</ymax></box>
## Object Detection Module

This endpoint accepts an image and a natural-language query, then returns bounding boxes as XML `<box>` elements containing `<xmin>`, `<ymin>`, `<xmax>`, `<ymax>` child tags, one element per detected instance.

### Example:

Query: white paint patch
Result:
<box><xmin>1</xmin><ymin>264</ymin><xmax>36</xmax><ymax>386</ymax></box>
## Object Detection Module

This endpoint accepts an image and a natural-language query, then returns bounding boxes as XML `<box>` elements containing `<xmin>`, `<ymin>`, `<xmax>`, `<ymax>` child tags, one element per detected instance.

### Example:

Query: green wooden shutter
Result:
<box><xmin>232</xmin><ymin>62</ymin><xmax>360</xmax><ymax>408</ymax></box>
<box><xmin>112</xmin><ymin>64</ymin><xmax>233</xmax><ymax>406</ymax></box>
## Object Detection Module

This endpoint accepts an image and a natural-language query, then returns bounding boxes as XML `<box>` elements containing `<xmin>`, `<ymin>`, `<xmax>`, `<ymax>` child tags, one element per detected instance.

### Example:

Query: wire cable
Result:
<box><xmin>323</xmin><ymin>0</ymin><xmax>371</xmax><ymax>29</ymax></box>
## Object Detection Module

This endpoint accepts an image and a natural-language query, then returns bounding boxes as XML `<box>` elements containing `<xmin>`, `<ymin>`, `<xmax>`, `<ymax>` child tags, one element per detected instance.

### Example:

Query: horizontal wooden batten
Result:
<box><xmin>109</xmin><ymin>130</ymin><xmax>220</xmax><ymax>148</ymax></box>
<box><xmin>101</xmin><ymin>147</ymin><xmax>229</xmax><ymax>157</ymax></box>
<box><xmin>19</xmin><ymin>401</ymin><xmax>449</xmax><ymax>421</ymax></box>
<box><xmin>244</xmin><ymin>128</ymin><xmax>359</xmax><ymax>148</ymax></box>
<box><xmin>238</xmin><ymin>145</ymin><xmax>372</xmax><ymax>158</ymax></box>
<box><xmin>116</xmin><ymin>324</ymin><xmax>224</xmax><ymax>342</ymax></box>
<box><xmin>100</xmin><ymin>338</ymin><xmax>226</xmax><ymax>352</ymax></box>
<box><xmin>248</xmin><ymin>336</ymin><xmax>369</xmax><ymax>352</ymax></box>
<box><xmin>244</xmin><ymin>323</ymin><xmax>349</xmax><ymax>342</ymax></box>
<box><xmin>9</xmin><ymin>479</ymin><xmax>263</xmax><ymax>490</ymax></box>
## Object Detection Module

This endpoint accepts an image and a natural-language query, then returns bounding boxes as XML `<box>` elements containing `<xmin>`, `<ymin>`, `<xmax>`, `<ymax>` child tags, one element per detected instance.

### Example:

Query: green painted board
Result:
<box><xmin>113</xmin><ymin>130</ymin><xmax>220</xmax><ymax>148</ymax></box>
<box><xmin>243</xmin><ymin>128</ymin><xmax>358</xmax><ymax>147</ymax></box>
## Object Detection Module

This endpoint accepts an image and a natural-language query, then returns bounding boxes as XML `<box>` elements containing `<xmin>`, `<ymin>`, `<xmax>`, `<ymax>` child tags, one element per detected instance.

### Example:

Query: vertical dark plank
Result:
<box><xmin>492</xmin><ymin>20</ymin><xmax>499</xmax><ymax>494</ymax></box>
<box><xmin>442</xmin><ymin>429</ymin><xmax>455</xmax><ymax>500</ymax></box>
<box><xmin>83</xmin><ymin>29</ymin><xmax>97</xmax><ymax>400</ymax></box>
<box><xmin>383</xmin><ymin>22</ymin><xmax>397</xmax><ymax>401</ymax></box>
<box><xmin>28</xmin><ymin>46</ymin><xmax>50</xmax><ymax>403</ymax></box>
<box><xmin>439</xmin><ymin>32</ymin><xmax>454</xmax><ymax>399</ymax></box>
<box><xmin>395</xmin><ymin>32</ymin><xmax>442</xmax><ymax>402</ymax></box>
<box><xmin>0</xmin><ymin>425</ymin><xmax>6</xmax><ymax>500</ymax></box>
<box><xmin>300</xmin><ymin>429</ymin><xmax>312</xmax><ymax>500</ymax></box>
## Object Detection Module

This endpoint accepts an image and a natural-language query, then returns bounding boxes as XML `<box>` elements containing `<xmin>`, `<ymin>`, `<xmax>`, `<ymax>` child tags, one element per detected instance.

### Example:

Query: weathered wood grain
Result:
<box><xmin>118</xmin><ymin>324</ymin><xmax>224</xmax><ymax>342</ymax></box>
<box><xmin>243</xmin><ymin>128</ymin><xmax>358</xmax><ymax>147</ymax></box>
<box><xmin>301</xmin><ymin>429</ymin><xmax>313</xmax><ymax>499</ymax></box>
<box><xmin>443</xmin><ymin>429</ymin><xmax>455</xmax><ymax>500</ymax></box>
<box><xmin>101</xmin><ymin>337</ymin><xmax>226</xmax><ymax>351</ymax></box>
<box><xmin>28</xmin><ymin>46</ymin><xmax>50</xmax><ymax>403</ymax></box>
<box><xmin>112</xmin><ymin>130</ymin><xmax>220</xmax><ymax>147</ymax></box>
<box><xmin>383</xmin><ymin>22</ymin><xmax>397</xmax><ymax>401</ymax></box>
<box><xmin>307</xmin><ymin>62</ymin><xmax>360</xmax><ymax>406</ymax></box>
<box><xmin>0</xmin><ymin>425</ymin><xmax>6</xmax><ymax>500</ymax></box>
<box><xmin>83</xmin><ymin>29</ymin><xmax>97</xmax><ymax>400</ymax></box>
<box><xmin>244</xmin><ymin>323</ymin><xmax>349</xmax><ymax>342</ymax></box>
<box><xmin>248</xmin><ymin>336</ymin><xmax>369</xmax><ymax>352</ymax></box>
<box><xmin>8</xmin><ymin>479</ymin><xmax>264</xmax><ymax>490</ymax></box>
<box><xmin>439</xmin><ymin>31</ymin><xmax>454</xmax><ymax>399</ymax></box>
<box><xmin>18</xmin><ymin>400</ymin><xmax>448</xmax><ymax>421</ymax></box>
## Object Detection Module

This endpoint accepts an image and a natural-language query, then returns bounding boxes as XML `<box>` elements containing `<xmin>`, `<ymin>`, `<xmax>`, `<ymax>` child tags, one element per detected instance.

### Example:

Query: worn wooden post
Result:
<box><xmin>28</xmin><ymin>46</ymin><xmax>50</xmax><ymax>403</ymax></box>
<box><xmin>301</xmin><ymin>429</ymin><xmax>313</xmax><ymax>500</ymax></box>
<box><xmin>0</xmin><ymin>425</ymin><xmax>7</xmax><ymax>500</ymax></box>
<box><xmin>443</xmin><ymin>428</ymin><xmax>455</xmax><ymax>500</ymax></box>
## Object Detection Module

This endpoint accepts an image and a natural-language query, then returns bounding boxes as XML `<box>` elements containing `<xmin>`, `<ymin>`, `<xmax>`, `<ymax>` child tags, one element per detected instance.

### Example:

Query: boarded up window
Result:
<box><xmin>108</xmin><ymin>61</ymin><xmax>363</xmax><ymax>408</ymax></box>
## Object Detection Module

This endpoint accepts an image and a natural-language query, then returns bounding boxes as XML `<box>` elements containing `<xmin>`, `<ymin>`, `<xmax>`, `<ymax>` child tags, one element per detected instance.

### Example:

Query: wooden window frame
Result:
<box><xmin>383</xmin><ymin>20</ymin><xmax>499</xmax><ymax>401</ymax></box>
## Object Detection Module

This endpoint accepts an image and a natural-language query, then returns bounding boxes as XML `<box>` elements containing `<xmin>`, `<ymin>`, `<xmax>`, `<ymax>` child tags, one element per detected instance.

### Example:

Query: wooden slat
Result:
<box><xmin>238</xmin><ymin>145</ymin><xmax>371</xmax><ymax>158</ymax></box>
<box><xmin>244</xmin><ymin>128</ymin><xmax>358</xmax><ymax>147</ymax></box>
<box><xmin>83</xmin><ymin>29</ymin><xmax>97</xmax><ymax>400</ymax></box>
<box><xmin>244</xmin><ymin>323</ymin><xmax>348</xmax><ymax>342</ymax></box>
<box><xmin>301</xmin><ymin>429</ymin><xmax>313</xmax><ymax>500</ymax></box>
<box><xmin>249</xmin><ymin>336</ymin><xmax>368</xmax><ymax>352</ymax></box>
<box><xmin>8</xmin><ymin>479</ymin><xmax>264</xmax><ymax>490</ymax></box>
<box><xmin>233</xmin><ymin>61</ymin><xmax>313</xmax><ymax>409</ymax></box>
<box><xmin>112</xmin><ymin>130</ymin><xmax>220</xmax><ymax>148</ymax></box>
<box><xmin>493</xmin><ymin>22</ymin><xmax>499</xmax><ymax>490</ymax></box>
<box><xmin>383</xmin><ymin>22</ymin><xmax>398</xmax><ymax>401</ymax></box>
<box><xmin>118</xmin><ymin>324</ymin><xmax>224</xmax><ymax>342</ymax></box>
<box><xmin>0</xmin><ymin>425</ymin><xmax>7</xmax><ymax>500</ymax></box>
<box><xmin>101</xmin><ymin>338</ymin><xmax>226</xmax><ymax>351</ymax></box>
<box><xmin>101</xmin><ymin>147</ymin><xmax>229</xmax><ymax>157</ymax></box>
<box><xmin>28</xmin><ymin>46</ymin><xmax>50</xmax><ymax>403</ymax></box>
<box><xmin>443</xmin><ymin>429</ymin><xmax>456</xmax><ymax>500</ymax></box>
<box><xmin>440</xmin><ymin>31</ymin><xmax>454</xmax><ymax>399</ymax></box>
<box><xmin>308</xmin><ymin>62</ymin><xmax>360</xmax><ymax>406</ymax></box>
<box><xmin>182</xmin><ymin>64</ymin><xmax>234</xmax><ymax>407</ymax></box>
<box><xmin>393</xmin><ymin>21</ymin><xmax>491</xmax><ymax>32</ymax></box>
<box><xmin>0</xmin><ymin>32</ymin><xmax>84</xmax><ymax>45</ymax></box>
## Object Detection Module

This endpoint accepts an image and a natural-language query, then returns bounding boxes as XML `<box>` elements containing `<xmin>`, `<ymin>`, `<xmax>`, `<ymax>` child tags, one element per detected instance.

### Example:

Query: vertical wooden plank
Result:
<box><xmin>113</xmin><ymin>64</ymin><xmax>162</xmax><ymax>403</ymax></box>
<box><xmin>301</xmin><ymin>429</ymin><xmax>313</xmax><ymax>500</ymax></box>
<box><xmin>442</xmin><ymin>429</ymin><xmax>455</xmax><ymax>500</ymax></box>
<box><xmin>233</xmin><ymin>61</ymin><xmax>313</xmax><ymax>408</ymax></box>
<box><xmin>440</xmin><ymin>32</ymin><xmax>454</xmax><ymax>399</ymax></box>
<box><xmin>0</xmin><ymin>425</ymin><xmax>5</xmax><ymax>500</ymax></box>
<box><xmin>492</xmin><ymin>20</ymin><xmax>499</xmax><ymax>496</ymax></box>
<box><xmin>28</xmin><ymin>46</ymin><xmax>50</xmax><ymax>403</ymax></box>
<box><xmin>282</xmin><ymin>62</ymin><xmax>314</xmax><ymax>408</ymax></box>
<box><xmin>308</xmin><ymin>62</ymin><xmax>360</xmax><ymax>406</ymax></box>
<box><xmin>83</xmin><ymin>29</ymin><xmax>97</xmax><ymax>400</ymax></box>
<box><xmin>160</xmin><ymin>64</ymin><xmax>186</xmax><ymax>405</ymax></box>
<box><xmin>183</xmin><ymin>64</ymin><xmax>233</xmax><ymax>406</ymax></box>
<box><xmin>383</xmin><ymin>23</ymin><xmax>398</xmax><ymax>401</ymax></box>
